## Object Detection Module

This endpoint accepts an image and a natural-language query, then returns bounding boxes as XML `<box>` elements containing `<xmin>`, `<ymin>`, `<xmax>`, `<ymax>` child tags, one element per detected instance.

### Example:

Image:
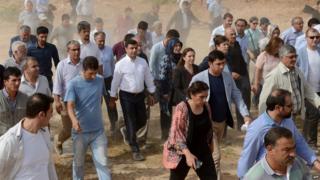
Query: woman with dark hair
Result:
<box><xmin>252</xmin><ymin>37</ymin><xmax>284</xmax><ymax>105</ymax></box>
<box><xmin>198</xmin><ymin>35</ymin><xmax>230</xmax><ymax>72</ymax></box>
<box><xmin>163</xmin><ymin>81</ymin><xmax>217</xmax><ymax>180</ymax></box>
<box><xmin>172</xmin><ymin>48</ymin><xmax>199</xmax><ymax>106</ymax></box>
<box><xmin>158</xmin><ymin>38</ymin><xmax>183</xmax><ymax>114</ymax></box>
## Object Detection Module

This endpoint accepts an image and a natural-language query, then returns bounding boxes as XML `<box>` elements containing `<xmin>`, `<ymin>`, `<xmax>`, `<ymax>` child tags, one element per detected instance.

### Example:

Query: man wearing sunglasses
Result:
<box><xmin>296</xmin><ymin>28</ymin><xmax>320</xmax><ymax>151</ymax></box>
<box><xmin>259</xmin><ymin>44</ymin><xmax>320</xmax><ymax>121</ymax></box>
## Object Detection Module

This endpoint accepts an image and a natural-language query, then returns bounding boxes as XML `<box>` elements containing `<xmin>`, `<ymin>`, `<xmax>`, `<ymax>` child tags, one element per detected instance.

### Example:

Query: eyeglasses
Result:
<box><xmin>308</xmin><ymin>36</ymin><xmax>320</xmax><ymax>40</ymax></box>
<box><xmin>285</xmin><ymin>55</ymin><xmax>298</xmax><ymax>59</ymax></box>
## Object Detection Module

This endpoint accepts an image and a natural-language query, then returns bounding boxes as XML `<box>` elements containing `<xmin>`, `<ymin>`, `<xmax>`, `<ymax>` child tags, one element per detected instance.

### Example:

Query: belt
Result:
<box><xmin>120</xmin><ymin>90</ymin><xmax>144</xmax><ymax>96</ymax></box>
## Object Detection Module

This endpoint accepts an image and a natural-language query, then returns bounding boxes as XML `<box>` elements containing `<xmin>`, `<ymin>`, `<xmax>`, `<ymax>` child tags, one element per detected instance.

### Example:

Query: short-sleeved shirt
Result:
<box><xmin>64</xmin><ymin>75</ymin><xmax>105</xmax><ymax>133</ymax></box>
<box><xmin>255</xmin><ymin>51</ymin><xmax>280</xmax><ymax>83</ymax></box>
<box><xmin>19</xmin><ymin>74</ymin><xmax>51</xmax><ymax>96</ymax></box>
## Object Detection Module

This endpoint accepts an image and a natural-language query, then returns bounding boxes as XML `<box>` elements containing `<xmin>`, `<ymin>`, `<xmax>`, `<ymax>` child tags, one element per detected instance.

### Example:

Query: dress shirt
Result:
<box><xmin>79</xmin><ymin>40</ymin><xmax>102</xmax><ymax>65</ymax></box>
<box><xmin>99</xmin><ymin>45</ymin><xmax>115</xmax><ymax>78</ymax></box>
<box><xmin>209</xmin><ymin>25</ymin><xmax>225</xmax><ymax>47</ymax></box>
<box><xmin>281</xmin><ymin>27</ymin><xmax>304</xmax><ymax>46</ymax></box>
<box><xmin>236</xmin><ymin>33</ymin><xmax>249</xmax><ymax>64</ymax></box>
<box><xmin>27</xmin><ymin>42</ymin><xmax>60</xmax><ymax>77</ymax></box>
<box><xmin>19</xmin><ymin>74</ymin><xmax>51</xmax><ymax>96</ymax></box>
<box><xmin>110</xmin><ymin>55</ymin><xmax>156</xmax><ymax>97</ymax></box>
<box><xmin>245</xmin><ymin>28</ymin><xmax>262</xmax><ymax>53</ymax></box>
<box><xmin>149</xmin><ymin>41</ymin><xmax>166</xmax><ymax>80</ymax></box>
<box><xmin>237</xmin><ymin>111</ymin><xmax>317</xmax><ymax>178</ymax></box>
<box><xmin>244</xmin><ymin>155</ymin><xmax>311</xmax><ymax>180</ymax></box>
<box><xmin>90</xmin><ymin>28</ymin><xmax>111</xmax><ymax>46</ymax></box>
<box><xmin>53</xmin><ymin>57</ymin><xmax>82</xmax><ymax>99</ymax></box>
<box><xmin>112</xmin><ymin>41</ymin><xmax>126</xmax><ymax>61</ymax></box>
<box><xmin>295</xmin><ymin>34</ymin><xmax>306</xmax><ymax>50</ymax></box>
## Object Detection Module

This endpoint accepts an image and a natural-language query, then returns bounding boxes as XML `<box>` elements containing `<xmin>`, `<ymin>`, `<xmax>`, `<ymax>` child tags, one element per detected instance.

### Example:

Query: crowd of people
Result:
<box><xmin>1</xmin><ymin>0</ymin><xmax>320</xmax><ymax>179</ymax></box>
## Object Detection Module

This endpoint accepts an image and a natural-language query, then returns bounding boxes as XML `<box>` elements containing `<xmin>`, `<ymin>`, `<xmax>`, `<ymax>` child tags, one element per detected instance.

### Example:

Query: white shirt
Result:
<box><xmin>79</xmin><ymin>40</ymin><xmax>102</xmax><ymax>65</ymax></box>
<box><xmin>307</xmin><ymin>48</ymin><xmax>320</xmax><ymax>92</ymax></box>
<box><xmin>19</xmin><ymin>74</ymin><xmax>51</xmax><ymax>96</ymax></box>
<box><xmin>90</xmin><ymin>28</ymin><xmax>111</xmax><ymax>46</ymax></box>
<box><xmin>76</xmin><ymin>0</ymin><xmax>94</xmax><ymax>16</ymax></box>
<box><xmin>110</xmin><ymin>55</ymin><xmax>156</xmax><ymax>97</ymax></box>
<box><xmin>14</xmin><ymin>128</ymin><xmax>50</xmax><ymax>180</ymax></box>
<box><xmin>209</xmin><ymin>25</ymin><xmax>225</xmax><ymax>47</ymax></box>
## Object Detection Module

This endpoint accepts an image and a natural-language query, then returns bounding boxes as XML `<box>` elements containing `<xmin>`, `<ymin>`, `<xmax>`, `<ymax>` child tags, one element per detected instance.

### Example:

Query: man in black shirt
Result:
<box><xmin>225</xmin><ymin>27</ymin><xmax>251</xmax><ymax>131</ymax></box>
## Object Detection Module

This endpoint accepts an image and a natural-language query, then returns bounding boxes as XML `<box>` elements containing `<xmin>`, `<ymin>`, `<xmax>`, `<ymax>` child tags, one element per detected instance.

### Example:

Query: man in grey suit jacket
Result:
<box><xmin>296</xmin><ymin>28</ymin><xmax>320</xmax><ymax>148</ymax></box>
<box><xmin>190</xmin><ymin>50</ymin><xmax>251</xmax><ymax>180</ymax></box>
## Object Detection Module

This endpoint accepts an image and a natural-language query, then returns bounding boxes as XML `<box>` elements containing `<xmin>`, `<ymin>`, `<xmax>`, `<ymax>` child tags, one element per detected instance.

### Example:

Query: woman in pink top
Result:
<box><xmin>252</xmin><ymin>37</ymin><xmax>283</xmax><ymax>96</ymax></box>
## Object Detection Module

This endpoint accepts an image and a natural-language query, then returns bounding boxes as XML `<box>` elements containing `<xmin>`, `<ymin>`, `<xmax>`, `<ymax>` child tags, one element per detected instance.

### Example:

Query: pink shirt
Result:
<box><xmin>256</xmin><ymin>51</ymin><xmax>280</xmax><ymax>83</ymax></box>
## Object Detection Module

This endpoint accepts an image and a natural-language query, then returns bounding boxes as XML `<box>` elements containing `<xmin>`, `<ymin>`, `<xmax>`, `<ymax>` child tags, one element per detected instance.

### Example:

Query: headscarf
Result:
<box><xmin>165</xmin><ymin>38</ymin><xmax>183</xmax><ymax>64</ymax></box>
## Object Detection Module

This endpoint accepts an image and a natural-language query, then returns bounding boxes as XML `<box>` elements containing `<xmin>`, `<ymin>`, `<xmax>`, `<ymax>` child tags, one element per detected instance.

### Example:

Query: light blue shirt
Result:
<box><xmin>53</xmin><ymin>57</ymin><xmax>82</xmax><ymax>99</ymax></box>
<box><xmin>237</xmin><ymin>111</ymin><xmax>317</xmax><ymax>179</ymax></box>
<box><xmin>99</xmin><ymin>45</ymin><xmax>115</xmax><ymax>78</ymax></box>
<box><xmin>64</xmin><ymin>75</ymin><xmax>105</xmax><ymax>133</ymax></box>
<box><xmin>236</xmin><ymin>33</ymin><xmax>249</xmax><ymax>64</ymax></box>
<box><xmin>149</xmin><ymin>41</ymin><xmax>166</xmax><ymax>80</ymax></box>
<box><xmin>281</xmin><ymin>27</ymin><xmax>304</xmax><ymax>46</ymax></box>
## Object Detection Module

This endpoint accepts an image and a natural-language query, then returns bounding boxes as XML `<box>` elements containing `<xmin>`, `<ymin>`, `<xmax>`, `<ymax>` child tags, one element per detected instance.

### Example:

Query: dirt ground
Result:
<box><xmin>0</xmin><ymin>0</ymin><xmax>317</xmax><ymax>179</ymax></box>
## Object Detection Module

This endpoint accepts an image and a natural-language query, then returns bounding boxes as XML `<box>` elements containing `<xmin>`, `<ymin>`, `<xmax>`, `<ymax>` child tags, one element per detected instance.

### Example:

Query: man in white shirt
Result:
<box><xmin>77</xmin><ymin>20</ymin><xmax>103</xmax><ymax>74</ymax></box>
<box><xmin>209</xmin><ymin>12</ymin><xmax>233</xmax><ymax>49</ymax></box>
<box><xmin>110</xmin><ymin>39</ymin><xmax>156</xmax><ymax>161</ymax></box>
<box><xmin>0</xmin><ymin>93</ymin><xmax>57</xmax><ymax>180</ymax></box>
<box><xmin>296</xmin><ymin>28</ymin><xmax>320</xmax><ymax>149</ymax></box>
<box><xmin>19</xmin><ymin>56</ymin><xmax>51</xmax><ymax>96</ymax></box>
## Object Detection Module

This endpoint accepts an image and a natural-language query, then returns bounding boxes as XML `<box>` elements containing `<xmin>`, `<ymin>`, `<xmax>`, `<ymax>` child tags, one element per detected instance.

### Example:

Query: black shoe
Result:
<box><xmin>132</xmin><ymin>152</ymin><xmax>145</xmax><ymax>161</ymax></box>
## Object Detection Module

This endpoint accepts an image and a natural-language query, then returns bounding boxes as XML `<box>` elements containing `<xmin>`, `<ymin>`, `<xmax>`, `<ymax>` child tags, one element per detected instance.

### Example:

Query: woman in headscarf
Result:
<box><xmin>258</xmin><ymin>24</ymin><xmax>281</xmax><ymax>52</ymax></box>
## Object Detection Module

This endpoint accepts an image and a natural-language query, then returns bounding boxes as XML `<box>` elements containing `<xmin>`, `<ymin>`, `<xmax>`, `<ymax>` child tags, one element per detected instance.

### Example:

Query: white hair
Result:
<box><xmin>12</xmin><ymin>41</ymin><xmax>27</xmax><ymax>53</ymax></box>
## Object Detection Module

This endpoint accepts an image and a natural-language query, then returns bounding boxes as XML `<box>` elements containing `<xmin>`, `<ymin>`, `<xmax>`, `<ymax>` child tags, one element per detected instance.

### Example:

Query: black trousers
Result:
<box><xmin>119</xmin><ymin>90</ymin><xmax>147</xmax><ymax>152</ymax></box>
<box><xmin>170</xmin><ymin>154</ymin><xmax>217</xmax><ymax>180</ymax></box>
<box><xmin>103</xmin><ymin>77</ymin><xmax>118</xmax><ymax>130</ymax></box>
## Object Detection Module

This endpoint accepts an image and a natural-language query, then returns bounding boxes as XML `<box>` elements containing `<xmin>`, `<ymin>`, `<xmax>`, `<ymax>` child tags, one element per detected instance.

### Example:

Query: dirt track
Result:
<box><xmin>0</xmin><ymin>0</ymin><xmax>316</xmax><ymax>179</ymax></box>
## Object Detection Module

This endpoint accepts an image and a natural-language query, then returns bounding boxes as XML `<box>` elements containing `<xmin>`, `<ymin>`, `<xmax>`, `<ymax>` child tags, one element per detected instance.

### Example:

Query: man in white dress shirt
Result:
<box><xmin>209</xmin><ymin>12</ymin><xmax>233</xmax><ymax>49</ymax></box>
<box><xmin>110</xmin><ymin>39</ymin><xmax>156</xmax><ymax>161</ymax></box>
<box><xmin>19</xmin><ymin>56</ymin><xmax>51</xmax><ymax>97</ymax></box>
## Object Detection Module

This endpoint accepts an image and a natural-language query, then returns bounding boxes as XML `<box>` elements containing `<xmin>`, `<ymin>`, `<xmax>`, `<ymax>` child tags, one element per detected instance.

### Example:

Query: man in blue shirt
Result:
<box><xmin>94</xmin><ymin>31</ymin><xmax>118</xmax><ymax>137</ymax></box>
<box><xmin>65</xmin><ymin>56</ymin><xmax>111</xmax><ymax>180</ymax></box>
<box><xmin>237</xmin><ymin>88</ymin><xmax>320</xmax><ymax>179</ymax></box>
<box><xmin>28</xmin><ymin>26</ymin><xmax>60</xmax><ymax>91</ymax></box>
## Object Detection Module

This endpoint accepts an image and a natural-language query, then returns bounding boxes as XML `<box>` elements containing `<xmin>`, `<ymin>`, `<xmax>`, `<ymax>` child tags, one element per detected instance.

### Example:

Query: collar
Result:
<box><xmin>2</xmin><ymin>88</ymin><xmax>10</xmax><ymax>98</ymax></box>
<box><xmin>291</xmin><ymin>26</ymin><xmax>300</xmax><ymax>34</ymax></box>
<box><xmin>66</xmin><ymin>56</ymin><xmax>81</xmax><ymax>65</ymax></box>
<box><xmin>263</xmin><ymin>111</ymin><xmax>292</xmax><ymax>126</ymax></box>
<box><xmin>126</xmin><ymin>54</ymin><xmax>137</xmax><ymax>61</ymax></box>
<box><xmin>262</xmin><ymin>155</ymin><xmax>292</xmax><ymax>177</ymax></box>
<box><xmin>278</xmin><ymin>62</ymin><xmax>292</xmax><ymax>74</ymax></box>
<box><xmin>21</xmin><ymin>73</ymin><xmax>38</xmax><ymax>84</ymax></box>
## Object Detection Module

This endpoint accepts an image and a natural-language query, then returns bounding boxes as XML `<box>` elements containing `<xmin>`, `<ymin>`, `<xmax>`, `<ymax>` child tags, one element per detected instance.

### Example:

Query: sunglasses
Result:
<box><xmin>308</xmin><ymin>36</ymin><xmax>320</xmax><ymax>40</ymax></box>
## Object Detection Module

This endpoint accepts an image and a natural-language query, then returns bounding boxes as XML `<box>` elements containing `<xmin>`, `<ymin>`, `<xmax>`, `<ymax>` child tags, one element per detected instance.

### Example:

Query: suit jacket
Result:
<box><xmin>296</xmin><ymin>45</ymin><xmax>320</xmax><ymax>80</ymax></box>
<box><xmin>259</xmin><ymin>62</ymin><xmax>320</xmax><ymax>119</ymax></box>
<box><xmin>190</xmin><ymin>70</ymin><xmax>249</xmax><ymax>127</ymax></box>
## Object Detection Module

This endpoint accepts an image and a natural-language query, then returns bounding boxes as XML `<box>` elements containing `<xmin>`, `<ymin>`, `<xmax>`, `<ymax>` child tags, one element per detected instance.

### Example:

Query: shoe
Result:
<box><xmin>132</xmin><ymin>152</ymin><xmax>145</xmax><ymax>161</ymax></box>
<box><xmin>54</xmin><ymin>135</ymin><xmax>63</xmax><ymax>155</ymax></box>
<box><xmin>120</xmin><ymin>127</ymin><xmax>129</xmax><ymax>145</ymax></box>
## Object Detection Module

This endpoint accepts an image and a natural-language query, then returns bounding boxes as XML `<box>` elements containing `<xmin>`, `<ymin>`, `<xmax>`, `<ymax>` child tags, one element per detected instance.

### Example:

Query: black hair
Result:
<box><xmin>137</xmin><ymin>21</ymin><xmax>148</xmax><ymax>30</ymax></box>
<box><xmin>307</xmin><ymin>17</ymin><xmax>320</xmax><ymax>28</ymax></box>
<box><xmin>187</xmin><ymin>81</ymin><xmax>209</xmax><ymax>98</ymax></box>
<box><xmin>83</xmin><ymin>56</ymin><xmax>99</xmax><ymax>71</ymax></box>
<box><xmin>264</xmin><ymin>127</ymin><xmax>293</xmax><ymax>147</ymax></box>
<box><xmin>36</xmin><ymin>26</ymin><xmax>49</xmax><ymax>35</ymax></box>
<box><xmin>125</xmin><ymin>39</ymin><xmax>138</xmax><ymax>48</ymax></box>
<box><xmin>235</xmin><ymin>18</ymin><xmax>248</xmax><ymax>26</ymax></box>
<box><xmin>77</xmin><ymin>21</ymin><xmax>91</xmax><ymax>33</ymax></box>
<box><xmin>165</xmin><ymin>29</ymin><xmax>180</xmax><ymax>39</ymax></box>
<box><xmin>266</xmin><ymin>89</ymin><xmax>291</xmax><ymax>111</ymax></box>
<box><xmin>3</xmin><ymin>67</ymin><xmax>21</xmax><ymax>81</ymax></box>
<box><xmin>123</xmin><ymin>33</ymin><xmax>135</xmax><ymax>41</ymax></box>
<box><xmin>207</xmin><ymin>50</ymin><xmax>225</xmax><ymax>62</ymax></box>
<box><xmin>26</xmin><ymin>93</ymin><xmax>54</xmax><ymax>118</ymax></box>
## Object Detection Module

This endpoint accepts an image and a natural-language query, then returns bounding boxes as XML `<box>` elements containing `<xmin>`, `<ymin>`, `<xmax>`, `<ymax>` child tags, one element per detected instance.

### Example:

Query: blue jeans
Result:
<box><xmin>72</xmin><ymin>129</ymin><xmax>111</xmax><ymax>180</ymax></box>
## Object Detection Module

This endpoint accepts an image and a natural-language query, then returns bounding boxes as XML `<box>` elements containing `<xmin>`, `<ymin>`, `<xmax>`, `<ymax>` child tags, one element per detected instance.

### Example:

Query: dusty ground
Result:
<box><xmin>0</xmin><ymin>0</ymin><xmax>317</xmax><ymax>179</ymax></box>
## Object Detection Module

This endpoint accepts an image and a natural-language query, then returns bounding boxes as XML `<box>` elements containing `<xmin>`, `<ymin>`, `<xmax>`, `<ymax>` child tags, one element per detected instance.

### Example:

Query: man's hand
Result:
<box><xmin>55</xmin><ymin>101</ymin><xmax>63</xmax><ymax>114</ymax></box>
<box><xmin>251</xmin><ymin>84</ymin><xmax>259</xmax><ymax>95</ymax></box>
<box><xmin>244</xmin><ymin>116</ymin><xmax>253</xmax><ymax>124</ymax></box>
<box><xmin>109</xmin><ymin>97</ymin><xmax>117</xmax><ymax>109</ymax></box>
<box><xmin>232</xmin><ymin>72</ymin><xmax>241</xmax><ymax>80</ymax></box>
<box><xmin>72</xmin><ymin>120</ymin><xmax>82</xmax><ymax>133</ymax></box>
<box><xmin>148</xmin><ymin>95</ymin><xmax>155</xmax><ymax>106</ymax></box>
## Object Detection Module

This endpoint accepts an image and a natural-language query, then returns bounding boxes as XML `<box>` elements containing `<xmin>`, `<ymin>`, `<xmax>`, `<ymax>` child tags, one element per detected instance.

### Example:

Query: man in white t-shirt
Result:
<box><xmin>296</xmin><ymin>27</ymin><xmax>320</xmax><ymax>150</ymax></box>
<box><xmin>0</xmin><ymin>93</ymin><xmax>57</xmax><ymax>180</ymax></box>
<box><xmin>209</xmin><ymin>12</ymin><xmax>233</xmax><ymax>49</ymax></box>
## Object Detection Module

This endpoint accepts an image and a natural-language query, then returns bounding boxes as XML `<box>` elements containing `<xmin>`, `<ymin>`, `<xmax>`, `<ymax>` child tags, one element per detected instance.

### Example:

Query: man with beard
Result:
<box><xmin>244</xmin><ymin>127</ymin><xmax>311</xmax><ymax>179</ymax></box>
<box><xmin>237</xmin><ymin>89</ymin><xmax>320</xmax><ymax>179</ymax></box>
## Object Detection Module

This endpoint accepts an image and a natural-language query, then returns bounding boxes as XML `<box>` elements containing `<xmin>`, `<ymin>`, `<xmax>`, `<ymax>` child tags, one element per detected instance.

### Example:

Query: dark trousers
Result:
<box><xmin>155</xmin><ymin>80</ymin><xmax>171</xmax><ymax>140</ymax></box>
<box><xmin>119</xmin><ymin>90</ymin><xmax>147</xmax><ymax>152</ymax></box>
<box><xmin>103</xmin><ymin>77</ymin><xmax>118</xmax><ymax>131</ymax></box>
<box><xmin>234</xmin><ymin>74</ymin><xmax>251</xmax><ymax>130</ymax></box>
<box><xmin>170</xmin><ymin>155</ymin><xmax>217</xmax><ymax>180</ymax></box>
<box><xmin>303</xmin><ymin>97</ymin><xmax>320</xmax><ymax>145</ymax></box>
<box><xmin>45</xmin><ymin>75</ymin><xmax>53</xmax><ymax>91</ymax></box>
